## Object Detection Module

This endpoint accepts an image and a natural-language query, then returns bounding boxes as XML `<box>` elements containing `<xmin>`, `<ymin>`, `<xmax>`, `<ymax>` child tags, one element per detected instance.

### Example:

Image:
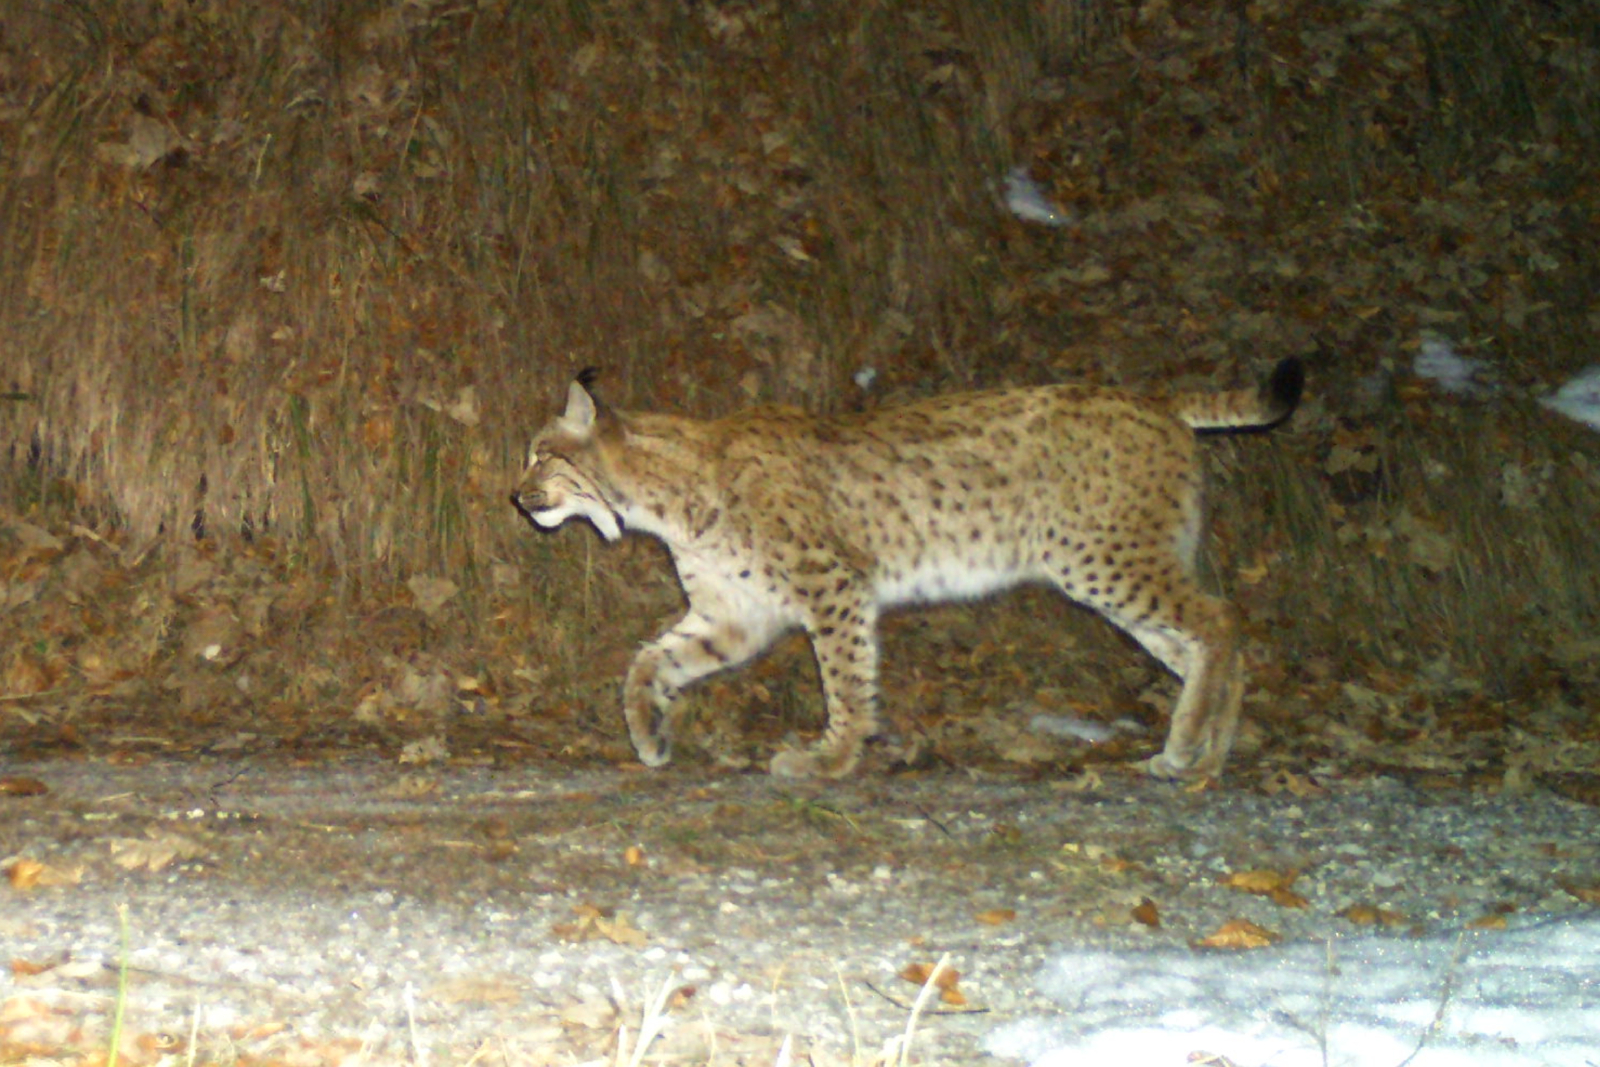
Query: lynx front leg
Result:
<box><xmin>624</xmin><ymin>608</ymin><xmax>781</xmax><ymax>768</ymax></box>
<box><xmin>770</xmin><ymin>596</ymin><xmax>882</xmax><ymax>779</ymax></box>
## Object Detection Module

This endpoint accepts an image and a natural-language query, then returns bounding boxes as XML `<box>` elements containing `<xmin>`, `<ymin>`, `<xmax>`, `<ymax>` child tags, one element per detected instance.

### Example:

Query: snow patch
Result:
<box><xmin>1003</xmin><ymin>169</ymin><xmax>1072</xmax><ymax>228</ymax></box>
<box><xmin>1028</xmin><ymin>713</ymin><xmax>1116</xmax><ymax>744</ymax></box>
<box><xmin>986</xmin><ymin>916</ymin><xmax>1600</xmax><ymax>1067</ymax></box>
<box><xmin>1540</xmin><ymin>365</ymin><xmax>1600</xmax><ymax>432</ymax></box>
<box><xmin>1413</xmin><ymin>333</ymin><xmax>1493</xmax><ymax>397</ymax></box>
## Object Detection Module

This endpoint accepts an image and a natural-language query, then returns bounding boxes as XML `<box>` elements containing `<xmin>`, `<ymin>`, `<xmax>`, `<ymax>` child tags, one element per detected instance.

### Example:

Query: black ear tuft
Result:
<box><xmin>576</xmin><ymin>366</ymin><xmax>601</xmax><ymax>389</ymax></box>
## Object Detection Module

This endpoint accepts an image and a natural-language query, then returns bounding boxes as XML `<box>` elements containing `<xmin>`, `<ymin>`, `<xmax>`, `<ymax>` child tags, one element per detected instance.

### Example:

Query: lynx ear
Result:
<box><xmin>561</xmin><ymin>378</ymin><xmax>598</xmax><ymax>431</ymax></box>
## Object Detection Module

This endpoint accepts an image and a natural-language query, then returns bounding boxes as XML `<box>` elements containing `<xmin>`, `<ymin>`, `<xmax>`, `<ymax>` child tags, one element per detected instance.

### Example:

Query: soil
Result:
<box><xmin>3</xmin><ymin>746</ymin><xmax>1599</xmax><ymax>1066</ymax></box>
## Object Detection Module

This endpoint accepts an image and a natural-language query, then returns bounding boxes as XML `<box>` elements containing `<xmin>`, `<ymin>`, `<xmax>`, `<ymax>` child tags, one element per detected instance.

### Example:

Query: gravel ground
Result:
<box><xmin>2</xmin><ymin>753</ymin><xmax>1598</xmax><ymax>1065</ymax></box>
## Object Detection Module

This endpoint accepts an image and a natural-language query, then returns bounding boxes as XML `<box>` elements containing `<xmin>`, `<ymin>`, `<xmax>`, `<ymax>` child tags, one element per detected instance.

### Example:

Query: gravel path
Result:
<box><xmin>2</xmin><ymin>755</ymin><xmax>1598</xmax><ymax>1064</ymax></box>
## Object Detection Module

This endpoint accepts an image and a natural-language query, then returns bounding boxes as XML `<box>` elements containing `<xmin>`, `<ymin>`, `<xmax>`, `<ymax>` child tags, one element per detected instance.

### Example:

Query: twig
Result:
<box><xmin>898</xmin><ymin>953</ymin><xmax>949</xmax><ymax>1067</ymax></box>
<box><xmin>107</xmin><ymin>904</ymin><xmax>131</xmax><ymax>1067</ymax></box>
<box><xmin>404</xmin><ymin>982</ymin><xmax>426</xmax><ymax>1067</ymax></box>
<box><xmin>185</xmin><ymin>1000</ymin><xmax>200</xmax><ymax>1067</ymax></box>
<box><xmin>912</xmin><ymin>803</ymin><xmax>955</xmax><ymax>839</ymax></box>
<box><xmin>0</xmin><ymin>687</ymin><xmax>70</xmax><ymax>703</ymax></box>
<box><xmin>1394</xmin><ymin>930</ymin><xmax>1470</xmax><ymax>1067</ymax></box>
<box><xmin>859</xmin><ymin>979</ymin><xmax>989</xmax><ymax>1016</ymax></box>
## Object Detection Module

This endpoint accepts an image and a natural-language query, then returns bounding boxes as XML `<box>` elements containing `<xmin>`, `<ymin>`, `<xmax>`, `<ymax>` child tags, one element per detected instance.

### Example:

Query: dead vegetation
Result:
<box><xmin>2</xmin><ymin>0</ymin><xmax>1598</xmax><ymax>780</ymax></box>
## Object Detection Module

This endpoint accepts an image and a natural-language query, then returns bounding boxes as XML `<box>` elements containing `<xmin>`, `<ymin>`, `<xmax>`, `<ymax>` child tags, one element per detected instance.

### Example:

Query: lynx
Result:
<box><xmin>513</xmin><ymin>359</ymin><xmax>1303</xmax><ymax>780</ymax></box>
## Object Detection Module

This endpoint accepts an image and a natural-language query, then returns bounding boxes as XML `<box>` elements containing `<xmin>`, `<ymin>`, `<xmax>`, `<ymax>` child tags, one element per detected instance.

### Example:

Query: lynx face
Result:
<box><xmin>513</xmin><ymin>359</ymin><xmax>1303</xmax><ymax>780</ymax></box>
<box><xmin>514</xmin><ymin>382</ymin><xmax>624</xmax><ymax>542</ymax></box>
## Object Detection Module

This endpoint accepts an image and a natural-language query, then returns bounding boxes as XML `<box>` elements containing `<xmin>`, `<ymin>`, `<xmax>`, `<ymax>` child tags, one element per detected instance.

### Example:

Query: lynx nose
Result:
<box><xmin>510</xmin><ymin>489</ymin><xmax>542</xmax><ymax>520</ymax></box>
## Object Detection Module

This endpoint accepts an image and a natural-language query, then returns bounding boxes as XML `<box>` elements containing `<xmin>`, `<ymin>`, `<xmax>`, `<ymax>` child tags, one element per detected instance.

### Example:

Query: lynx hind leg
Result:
<box><xmin>1061</xmin><ymin>551</ymin><xmax>1245</xmax><ymax>778</ymax></box>
<box><xmin>770</xmin><ymin>595</ymin><xmax>882</xmax><ymax>779</ymax></box>
<box><xmin>623</xmin><ymin>609</ymin><xmax>781</xmax><ymax>768</ymax></box>
<box><xmin>1123</xmin><ymin>596</ymin><xmax>1244</xmax><ymax>779</ymax></box>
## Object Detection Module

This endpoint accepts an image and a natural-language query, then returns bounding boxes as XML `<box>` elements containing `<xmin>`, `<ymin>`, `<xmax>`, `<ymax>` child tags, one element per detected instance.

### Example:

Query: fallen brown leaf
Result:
<box><xmin>560</xmin><ymin>997</ymin><xmax>617</xmax><ymax>1030</ymax></box>
<box><xmin>0</xmin><ymin>776</ymin><xmax>48</xmax><ymax>797</ymax></box>
<box><xmin>9</xmin><ymin>957</ymin><xmax>59</xmax><ymax>977</ymax></box>
<box><xmin>1196</xmin><ymin>919</ymin><xmax>1280</xmax><ymax>949</ymax></box>
<box><xmin>108</xmin><ymin>828</ymin><xmax>207</xmax><ymax>873</ymax></box>
<box><xmin>426</xmin><ymin>976</ymin><xmax>522</xmax><ymax>1005</ymax></box>
<box><xmin>1052</xmin><ymin>766</ymin><xmax>1103</xmax><ymax>793</ymax></box>
<box><xmin>1268</xmin><ymin>886</ymin><xmax>1310</xmax><ymax>909</ymax></box>
<box><xmin>1557</xmin><ymin>879</ymin><xmax>1600</xmax><ymax>905</ymax></box>
<box><xmin>5</xmin><ymin>858</ymin><xmax>44</xmax><ymax>890</ymax></box>
<box><xmin>898</xmin><ymin>960</ymin><xmax>965</xmax><ymax>1005</ymax></box>
<box><xmin>974</xmin><ymin>908</ymin><xmax>1016</xmax><ymax>926</ymax></box>
<box><xmin>1260</xmin><ymin>769</ymin><xmax>1323</xmax><ymax>797</ymax></box>
<box><xmin>1131</xmin><ymin>897</ymin><xmax>1161</xmax><ymax>928</ymax></box>
<box><xmin>5</xmin><ymin>857</ymin><xmax>83</xmax><ymax>889</ymax></box>
<box><xmin>1222</xmin><ymin>868</ymin><xmax>1297</xmax><ymax>894</ymax></box>
<box><xmin>551</xmin><ymin>903</ymin><xmax>648</xmax><ymax>947</ymax></box>
<box><xmin>1340</xmin><ymin>904</ymin><xmax>1409</xmax><ymax>927</ymax></box>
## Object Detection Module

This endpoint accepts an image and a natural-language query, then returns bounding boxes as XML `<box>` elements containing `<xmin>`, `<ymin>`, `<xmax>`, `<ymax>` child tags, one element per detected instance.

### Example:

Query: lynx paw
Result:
<box><xmin>632</xmin><ymin>735</ymin><xmax>672</xmax><ymax>769</ymax></box>
<box><xmin>1137</xmin><ymin>750</ymin><xmax>1223</xmax><ymax>780</ymax></box>
<box><xmin>769</xmin><ymin>743</ymin><xmax>860</xmax><ymax>779</ymax></box>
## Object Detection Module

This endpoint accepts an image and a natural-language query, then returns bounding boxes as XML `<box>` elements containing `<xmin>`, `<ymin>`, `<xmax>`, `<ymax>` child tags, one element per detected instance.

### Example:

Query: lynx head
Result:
<box><xmin>511</xmin><ymin>369</ymin><xmax>625</xmax><ymax>542</ymax></box>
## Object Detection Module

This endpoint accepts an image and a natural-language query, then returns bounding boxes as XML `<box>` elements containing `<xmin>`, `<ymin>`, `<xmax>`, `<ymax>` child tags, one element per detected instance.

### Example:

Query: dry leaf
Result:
<box><xmin>6</xmin><ymin>858</ymin><xmax>45</xmax><ymax>889</ymax></box>
<box><xmin>1131</xmin><ymin>897</ymin><xmax>1161</xmax><ymax>928</ymax></box>
<box><xmin>899</xmin><ymin>961</ymin><xmax>955</xmax><ymax>988</ymax></box>
<box><xmin>108</xmin><ymin>829</ymin><xmax>207</xmax><ymax>873</ymax></box>
<box><xmin>1557</xmin><ymin>879</ymin><xmax>1600</xmax><ymax>905</ymax></box>
<box><xmin>0</xmin><ymin>776</ymin><xmax>49</xmax><ymax>797</ymax></box>
<box><xmin>445</xmin><ymin>385</ymin><xmax>480</xmax><ymax>427</ymax></box>
<box><xmin>1222</xmin><ymin>868</ymin><xmax>1297</xmax><ymax>894</ymax></box>
<box><xmin>426</xmin><ymin>976</ymin><xmax>522</xmax><ymax>1005</ymax></box>
<box><xmin>6</xmin><ymin>857</ymin><xmax>84</xmax><ymax>889</ymax></box>
<box><xmin>1396</xmin><ymin>508</ymin><xmax>1455</xmax><ymax>573</ymax></box>
<box><xmin>552</xmin><ymin>903</ymin><xmax>648</xmax><ymax>947</ymax></box>
<box><xmin>1186</xmin><ymin>1053</ymin><xmax>1242</xmax><ymax>1066</ymax></box>
<box><xmin>623</xmin><ymin>845</ymin><xmax>647</xmax><ymax>867</ymax></box>
<box><xmin>1467</xmin><ymin>913</ymin><xmax>1508</xmax><ymax>930</ymax></box>
<box><xmin>9</xmin><ymin>957</ymin><xmax>58</xmax><ymax>977</ymax></box>
<box><xmin>1260</xmin><ymin>769</ymin><xmax>1323</xmax><ymax>797</ymax></box>
<box><xmin>398</xmin><ymin>737</ymin><xmax>450</xmax><ymax>765</ymax></box>
<box><xmin>559</xmin><ymin>996</ymin><xmax>617</xmax><ymax>1030</ymax></box>
<box><xmin>1235</xmin><ymin>556</ymin><xmax>1272</xmax><ymax>585</ymax></box>
<box><xmin>1056</xmin><ymin>767</ymin><xmax>1104</xmax><ymax>792</ymax></box>
<box><xmin>1196</xmin><ymin>919</ymin><xmax>1280</xmax><ymax>949</ymax></box>
<box><xmin>899</xmin><ymin>960</ymin><xmax>966</xmax><ymax>1003</ymax></box>
<box><xmin>1340</xmin><ymin>904</ymin><xmax>1409</xmax><ymax>927</ymax></box>
<box><xmin>388</xmin><ymin>774</ymin><xmax>441</xmax><ymax>798</ymax></box>
<box><xmin>974</xmin><ymin>908</ymin><xmax>1016</xmax><ymax>926</ymax></box>
<box><xmin>3</xmin><ymin>653</ymin><xmax>54</xmax><ymax>698</ymax></box>
<box><xmin>1268</xmin><ymin>886</ymin><xmax>1310</xmax><ymax>909</ymax></box>
<box><xmin>406</xmin><ymin>575</ymin><xmax>459</xmax><ymax>617</ymax></box>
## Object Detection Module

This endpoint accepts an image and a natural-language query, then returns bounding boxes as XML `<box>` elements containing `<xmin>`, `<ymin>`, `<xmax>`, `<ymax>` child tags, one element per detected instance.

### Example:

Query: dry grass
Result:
<box><xmin>1</xmin><ymin>0</ymin><xmax>1597</xmax><ymax>755</ymax></box>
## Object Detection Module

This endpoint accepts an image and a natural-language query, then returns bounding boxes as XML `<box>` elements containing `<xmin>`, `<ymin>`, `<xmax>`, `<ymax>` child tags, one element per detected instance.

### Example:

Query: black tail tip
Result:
<box><xmin>1266</xmin><ymin>357</ymin><xmax>1305</xmax><ymax>418</ymax></box>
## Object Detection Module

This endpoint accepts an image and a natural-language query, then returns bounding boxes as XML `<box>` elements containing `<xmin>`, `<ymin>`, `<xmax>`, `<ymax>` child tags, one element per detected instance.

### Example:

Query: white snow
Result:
<box><xmin>985</xmin><ymin>915</ymin><xmax>1600</xmax><ymax>1067</ymax></box>
<box><xmin>1540</xmin><ymin>365</ymin><xmax>1600</xmax><ymax>432</ymax></box>
<box><xmin>1413</xmin><ymin>333</ymin><xmax>1493</xmax><ymax>397</ymax></box>
<box><xmin>1003</xmin><ymin>168</ymin><xmax>1073</xmax><ymax>227</ymax></box>
<box><xmin>1028</xmin><ymin>712</ymin><xmax>1117</xmax><ymax>744</ymax></box>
